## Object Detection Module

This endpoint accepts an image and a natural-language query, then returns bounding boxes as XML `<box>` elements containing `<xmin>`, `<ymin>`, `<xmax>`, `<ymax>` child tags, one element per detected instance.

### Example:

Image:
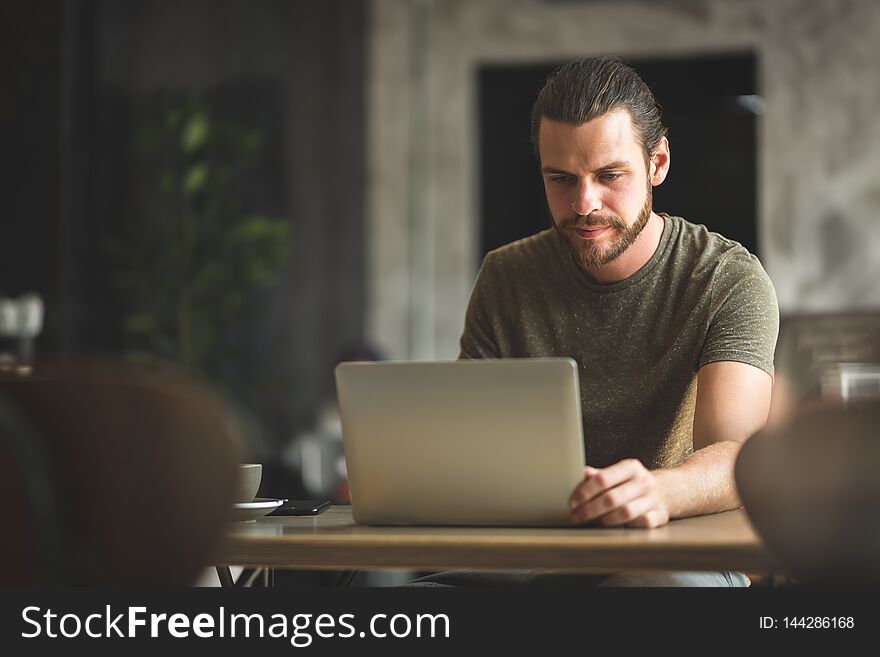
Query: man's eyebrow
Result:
<box><xmin>541</xmin><ymin>161</ymin><xmax>633</xmax><ymax>175</ymax></box>
<box><xmin>541</xmin><ymin>166</ymin><xmax>574</xmax><ymax>175</ymax></box>
<box><xmin>595</xmin><ymin>160</ymin><xmax>631</xmax><ymax>172</ymax></box>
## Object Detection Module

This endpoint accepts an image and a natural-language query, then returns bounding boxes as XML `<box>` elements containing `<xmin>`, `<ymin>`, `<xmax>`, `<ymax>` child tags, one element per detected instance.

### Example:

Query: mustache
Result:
<box><xmin>560</xmin><ymin>213</ymin><xmax>628</xmax><ymax>230</ymax></box>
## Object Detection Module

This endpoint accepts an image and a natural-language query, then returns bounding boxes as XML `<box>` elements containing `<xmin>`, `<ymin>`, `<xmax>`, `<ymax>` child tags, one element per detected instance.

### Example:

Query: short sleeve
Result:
<box><xmin>700</xmin><ymin>251</ymin><xmax>779</xmax><ymax>377</ymax></box>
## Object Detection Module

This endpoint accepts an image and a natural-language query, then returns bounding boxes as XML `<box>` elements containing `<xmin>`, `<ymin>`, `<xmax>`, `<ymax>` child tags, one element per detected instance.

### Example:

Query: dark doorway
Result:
<box><xmin>478</xmin><ymin>52</ymin><xmax>758</xmax><ymax>262</ymax></box>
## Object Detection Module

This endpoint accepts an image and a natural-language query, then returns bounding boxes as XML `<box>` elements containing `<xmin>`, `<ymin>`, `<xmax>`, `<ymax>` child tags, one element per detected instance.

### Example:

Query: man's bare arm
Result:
<box><xmin>655</xmin><ymin>360</ymin><xmax>773</xmax><ymax>519</ymax></box>
<box><xmin>569</xmin><ymin>360</ymin><xmax>772</xmax><ymax>528</ymax></box>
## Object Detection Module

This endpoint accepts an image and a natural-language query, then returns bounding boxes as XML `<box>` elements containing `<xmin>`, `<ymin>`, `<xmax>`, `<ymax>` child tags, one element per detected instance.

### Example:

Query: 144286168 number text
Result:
<box><xmin>783</xmin><ymin>617</ymin><xmax>854</xmax><ymax>629</ymax></box>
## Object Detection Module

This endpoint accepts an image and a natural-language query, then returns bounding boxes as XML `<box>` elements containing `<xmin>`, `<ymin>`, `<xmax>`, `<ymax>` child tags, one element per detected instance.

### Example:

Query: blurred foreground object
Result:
<box><xmin>735</xmin><ymin>400</ymin><xmax>880</xmax><ymax>585</ymax></box>
<box><xmin>0</xmin><ymin>293</ymin><xmax>44</xmax><ymax>376</ymax></box>
<box><xmin>0</xmin><ymin>362</ymin><xmax>244</xmax><ymax>585</ymax></box>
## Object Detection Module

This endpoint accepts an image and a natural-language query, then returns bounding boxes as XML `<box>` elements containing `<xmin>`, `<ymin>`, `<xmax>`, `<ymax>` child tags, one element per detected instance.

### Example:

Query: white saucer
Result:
<box><xmin>232</xmin><ymin>497</ymin><xmax>286</xmax><ymax>522</ymax></box>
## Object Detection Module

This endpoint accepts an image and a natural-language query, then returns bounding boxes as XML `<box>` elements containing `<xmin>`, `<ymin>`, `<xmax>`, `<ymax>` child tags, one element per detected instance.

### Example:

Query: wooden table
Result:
<box><xmin>217</xmin><ymin>506</ymin><xmax>783</xmax><ymax>574</ymax></box>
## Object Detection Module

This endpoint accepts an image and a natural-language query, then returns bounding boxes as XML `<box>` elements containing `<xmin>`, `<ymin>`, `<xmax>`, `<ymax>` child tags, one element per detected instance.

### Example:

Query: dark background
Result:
<box><xmin>1</xmin><ymin>1</ymin><xmax>367</xmax><ymax>497</ymax></box>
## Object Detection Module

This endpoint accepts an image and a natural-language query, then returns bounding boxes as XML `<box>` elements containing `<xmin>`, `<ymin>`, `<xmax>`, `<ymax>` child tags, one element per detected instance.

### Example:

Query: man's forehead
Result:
<box><xmin>538</xmin><ymin>110</ymin><xmax>642</xmax><ymax>167</ymax></box>
<box><xmin>539</xmin><ymin>108</ymin><xmax>635</xmax><ymax>140</ymax></box>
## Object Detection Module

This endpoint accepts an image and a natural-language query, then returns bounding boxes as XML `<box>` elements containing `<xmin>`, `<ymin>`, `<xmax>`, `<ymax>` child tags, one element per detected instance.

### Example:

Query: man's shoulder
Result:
<box><xmin>665</xmin><ymin>215</ymin><xmax>776</xmax><ymax>317</ymax></box>
<box><xmin>483</xmin><ymin>228</ymin><xmax>560</xmax><ymax>268</ymax></box>
<box><xmin>666</xmin><ymin>214</ymin><xmax>765</xmax><ymax>275</ymax></box>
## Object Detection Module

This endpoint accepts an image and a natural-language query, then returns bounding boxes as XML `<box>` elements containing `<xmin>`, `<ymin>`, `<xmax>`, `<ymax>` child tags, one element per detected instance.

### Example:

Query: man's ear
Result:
<box><xmin>649</xmin><ymin>136</ymin><xmax>670</xmax><ymax>186</ymax></box>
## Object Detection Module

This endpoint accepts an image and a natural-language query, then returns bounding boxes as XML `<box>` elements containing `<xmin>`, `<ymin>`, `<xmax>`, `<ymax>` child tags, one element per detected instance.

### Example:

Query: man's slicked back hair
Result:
<box><xmin>530</xmin><ymin>57</ymin><xmax>667</xmax><ymax>161</ymax></box>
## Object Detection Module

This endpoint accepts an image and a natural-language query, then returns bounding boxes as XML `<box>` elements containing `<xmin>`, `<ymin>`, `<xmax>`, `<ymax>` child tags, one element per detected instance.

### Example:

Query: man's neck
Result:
<box><xmin>581</xmin><ymin>212</ymin><xmax>665</xmax><ymax>284</ymax></box>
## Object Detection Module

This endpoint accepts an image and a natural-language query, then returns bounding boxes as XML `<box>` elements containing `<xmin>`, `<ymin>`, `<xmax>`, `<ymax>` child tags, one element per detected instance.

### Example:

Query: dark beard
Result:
<box><xmin>555</xmin><ymin>183</ymin><xmax>653</xmax><ymax>271</ymax></box>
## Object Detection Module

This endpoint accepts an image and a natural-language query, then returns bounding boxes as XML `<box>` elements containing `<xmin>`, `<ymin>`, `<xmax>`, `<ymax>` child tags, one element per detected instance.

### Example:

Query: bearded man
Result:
<box><xmin>413</xmin><ymin>57</ymin><xmax>778</xmax><ymax>588</ymax></box>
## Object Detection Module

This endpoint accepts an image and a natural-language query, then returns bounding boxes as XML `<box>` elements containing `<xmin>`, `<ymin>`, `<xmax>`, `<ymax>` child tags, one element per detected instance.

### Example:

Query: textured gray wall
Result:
<box><xmin>367</xmin><ymin>0</ymin><xmax>880</xmax><ymax>360</ymax></box>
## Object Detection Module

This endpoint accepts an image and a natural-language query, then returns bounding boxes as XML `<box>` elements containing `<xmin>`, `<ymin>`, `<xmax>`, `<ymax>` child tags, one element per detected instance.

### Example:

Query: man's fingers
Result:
<box><xmin>596</xmin><ymin>495</ymin><xmax>656</xmax><ymax>527</ymax></box>
<box><xmin>624</xmin><ymin>509</ymin><xmax>670</xmax><ymax>529</ymax></box>
<box><xmin>569</xmin><ymin>459</ymin><xmax>645</xmax><ymax>509</ymax></box>
<box><xmin>570</xmin><ymin>478</ymin><xmax>651</xmax><ymax>525</ymax></box>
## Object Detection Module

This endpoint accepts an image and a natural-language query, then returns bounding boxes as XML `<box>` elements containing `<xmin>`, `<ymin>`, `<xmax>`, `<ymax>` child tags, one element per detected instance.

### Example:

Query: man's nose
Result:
<box><xmin>571</xmin><ymin>179</ymin><xmax>602</xmax><ymax>216</ymax></box>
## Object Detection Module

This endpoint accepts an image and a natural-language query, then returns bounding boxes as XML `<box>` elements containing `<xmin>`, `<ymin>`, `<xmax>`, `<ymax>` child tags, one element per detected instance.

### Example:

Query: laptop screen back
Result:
<box><xmin>335</xmin><ymin>358</ymin><xmax>585</xmax><ymax>526</ymax></box>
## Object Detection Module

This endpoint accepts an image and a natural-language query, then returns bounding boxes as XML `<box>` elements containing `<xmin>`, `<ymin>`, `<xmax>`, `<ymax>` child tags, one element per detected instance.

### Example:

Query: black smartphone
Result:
<box><xmin>269</xmin><ymin>499</ymin><xmax>332</xmax><ymax>516</ymax></box>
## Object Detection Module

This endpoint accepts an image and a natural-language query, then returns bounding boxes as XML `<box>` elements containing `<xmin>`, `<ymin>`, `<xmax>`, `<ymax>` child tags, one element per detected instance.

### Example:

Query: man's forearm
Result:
<box><xmin>653</xmin><ymin>440</ymin><xmax>743</xmax><ymax>519</ymax></box>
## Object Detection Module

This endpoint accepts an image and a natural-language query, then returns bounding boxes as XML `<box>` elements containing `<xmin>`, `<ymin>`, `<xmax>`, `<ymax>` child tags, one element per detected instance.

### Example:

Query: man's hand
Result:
<box><xmin>568</xmin><ymin>460</ymin><xmax>670</xmax><ymax>529</ymax></box>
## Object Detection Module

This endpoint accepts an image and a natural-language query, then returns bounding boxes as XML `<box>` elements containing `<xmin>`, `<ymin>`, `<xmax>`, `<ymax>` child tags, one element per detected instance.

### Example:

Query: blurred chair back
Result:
<box><xmin>0</xmin><ymin>393</ymin><xmax>65</xmax><ymax>584</ymax></box>
<box><xmin>735</xmin><ymin>400</ymin><xmax>880</xmax><ymax>585</ymax></box>
<box><xmin>0</xmin><ymin>362</ymin><xmax>244</xmax><ymax>585</ymax></box>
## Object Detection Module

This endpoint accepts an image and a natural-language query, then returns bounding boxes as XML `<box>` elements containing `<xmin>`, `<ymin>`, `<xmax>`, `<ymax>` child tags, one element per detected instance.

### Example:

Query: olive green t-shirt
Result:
<box><xmin>459</xmin><ymin>214</ymin><xmax>779</xmax><ymax>469</ymax></box>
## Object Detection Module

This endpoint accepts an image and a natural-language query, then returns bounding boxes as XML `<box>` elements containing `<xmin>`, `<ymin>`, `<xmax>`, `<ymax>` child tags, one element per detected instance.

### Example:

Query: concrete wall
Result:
<box><xmin>367</xmin><ymin>0</ymin><xmax>880</xmax><ymax>360</ymax></box>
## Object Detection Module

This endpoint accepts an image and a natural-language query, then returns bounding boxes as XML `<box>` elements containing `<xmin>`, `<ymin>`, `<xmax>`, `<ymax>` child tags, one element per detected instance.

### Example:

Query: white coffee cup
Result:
<box><xmin>236</xmin><ymin>463</ymin><xmax>263</xmax><ymax>502</ymax></box>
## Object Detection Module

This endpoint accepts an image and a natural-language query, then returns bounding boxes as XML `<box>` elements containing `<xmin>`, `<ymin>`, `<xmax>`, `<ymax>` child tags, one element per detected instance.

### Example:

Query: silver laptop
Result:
<box><xmin>335</xmin><ymin>358</ymin><xmax>585</xmax><ymax>526</ymax></box>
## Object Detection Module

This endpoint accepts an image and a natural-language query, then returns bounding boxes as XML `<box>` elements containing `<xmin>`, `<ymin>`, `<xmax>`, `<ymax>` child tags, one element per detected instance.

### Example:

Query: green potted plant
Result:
<box><xmin>109</xmin><ymin>95</ymin><xmax>289</xmax><ymax>405</ymax></box>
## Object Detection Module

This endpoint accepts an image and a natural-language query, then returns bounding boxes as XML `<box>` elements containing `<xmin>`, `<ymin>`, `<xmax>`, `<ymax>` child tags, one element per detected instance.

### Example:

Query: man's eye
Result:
<box><xmin>550</xmin><ymin>176</ymin><xmax>572</xmax><ymax>184</ymax></box>
<box><xmin>600</xmin><ymin>173</ymin><xmax>622</xmax><ymax>181</ymax></box>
